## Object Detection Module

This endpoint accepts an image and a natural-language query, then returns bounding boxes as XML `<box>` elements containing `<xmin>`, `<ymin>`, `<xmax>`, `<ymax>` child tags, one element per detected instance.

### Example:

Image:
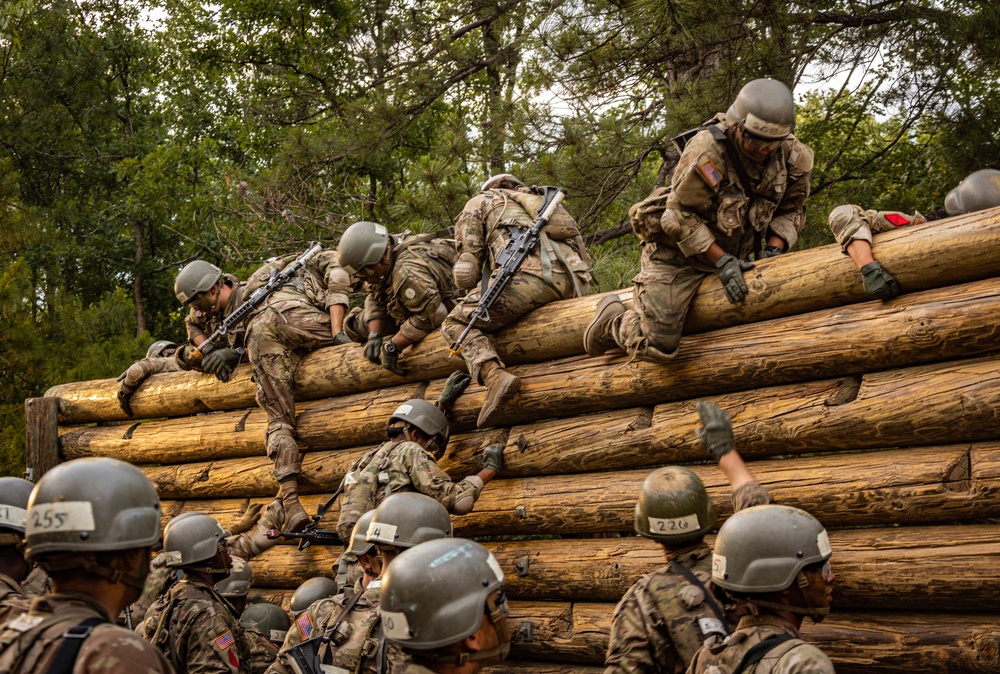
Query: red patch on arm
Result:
<box><xmin>885</xmin><ymin>213</ymin><xmax>911</xmax><ymax>226</ymax></box>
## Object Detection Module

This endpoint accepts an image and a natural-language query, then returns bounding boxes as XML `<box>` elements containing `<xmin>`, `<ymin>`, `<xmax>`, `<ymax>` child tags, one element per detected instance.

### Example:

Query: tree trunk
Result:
<box><xmin>45</xmin><ymin>212</ymin><xmax>1000</xmax><ymax>424</ymax></box>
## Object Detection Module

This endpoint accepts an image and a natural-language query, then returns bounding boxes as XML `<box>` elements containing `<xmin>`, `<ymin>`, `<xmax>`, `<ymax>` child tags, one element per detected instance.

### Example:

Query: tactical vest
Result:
<box><xmin>0</xmin><ymin>602</ymin><xmax>108</xmax><ymax>674</ymax></box>
<box><xmin>690</xmin><ymin>627</ymin><xmax>811</xmax><ymax>674</ymax></box>
<box><xmin>336</xmin><ymin>441</ymin><xmax>404</xmax><ymax>540</ymax></box>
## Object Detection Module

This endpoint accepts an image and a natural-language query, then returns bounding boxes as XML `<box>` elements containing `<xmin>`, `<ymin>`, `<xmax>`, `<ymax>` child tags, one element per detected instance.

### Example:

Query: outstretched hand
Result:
<box><xmin>696</xmin><ymin>401</ymin><xmax>734</xmax><ymax>461</ymax></box>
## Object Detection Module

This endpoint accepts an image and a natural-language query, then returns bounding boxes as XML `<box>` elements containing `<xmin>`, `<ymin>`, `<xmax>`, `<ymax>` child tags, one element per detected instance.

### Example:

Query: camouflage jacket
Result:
<box><xmin>685</xmin><ymin>614</ymin><xmax>835</xmax><ymax>674</ymax></box>
<box><xmin>0</xmin><ymin>574</ymin><xmax>29</xmax><ymax>627</ymax></box>
<box><xmin>336</xmin><ymin>439</ymin><xmax>484</xmax><ymax>540</ymax></box>
<box><xmin>0</xmin><ymin>592</ymin><xmax>175</xmax><ymax>674</ymax></box>
<box><xmin>364</xmin><ymin>235</ymin><xmax>457</xmax><ymax>342</ymax></box>
<box><xmin>645</xmin><ymin>115</ymin><xmax>812</xmax><ymax>279</ymax></box>
<box><xmin>185</xmin><ymin>273</ymin><xmax>249</xmax><ymax>349</ymax></box>
<box><xmin>141</xmin><ymin>576</ymin><xmax>251</xmax><ymax>673</ymax></box>
<box><xmin>242</xmin><ymin>627</ymin><xmax>279</xmax><ymax>674</ymax></box>
<box><xmin>120</xmin><ymin>354</ymin><xmax>182</xmax><ymax>394</ymax></box>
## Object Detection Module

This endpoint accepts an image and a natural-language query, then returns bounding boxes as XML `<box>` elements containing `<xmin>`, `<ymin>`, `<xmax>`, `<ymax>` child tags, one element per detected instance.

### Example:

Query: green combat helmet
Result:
<box><xmin>634</xmin><ymin>466</ymin><xmax>716</xmax><ymax>545</ymax></box>
<box><xmin>163</xmin><ymin>513</ymin><xmax>229</xmax><ymax>572</ymax></box>
<box><xmin>215</xmin><ymin>556</ymin><xmax>253</xmax><ymax>599</ymax></box>
<box><xmin>366</xmin><ymin>493</ymin><xmax>453</xmax><ymax>550</ymax></box>
<box><xmin>0</xmin><ymin>477</ymin><xmax>34</xmax><ymax>538</ymax></box>
<box><xmin>146</xmin><ymin>340</ymin><xmax>178</xmax><ymax>359</ymax></box>
<box><xmin>240</xmin><ymin>602</ymin><xmax>291</xmax><ymax>646</ymax></box>
<box><xmin>380</xmin><ymin>537</ymin><xmax>508</xmax><ymax>663</ymax></box>
<box><xmin>945</xmin><ymin>169</ymin><xmax>1000</xmax><ymax>216</ymax></box>
<box><xmin>726</xmin><ymin>78</ymin><xmax>796</xmax><ymax>140</ymax></box>
<box><xmin>290</xmin><ymin>577</ymin><xmax>339</xmax><ymax>615</ymax></box>
<box><xmin>389</xmin><ymin>399</ymin><xmax>449</xmax><ymax>444</ymax></box>
<box><xmin>174</xmin><ymin>260</ymin><xmax>222</xmax><ymax>305</ymax></box>
<box><xmin>337</xmin><ymin>221</ymin><xmax>390</xmax><ymax>276</ymax></box>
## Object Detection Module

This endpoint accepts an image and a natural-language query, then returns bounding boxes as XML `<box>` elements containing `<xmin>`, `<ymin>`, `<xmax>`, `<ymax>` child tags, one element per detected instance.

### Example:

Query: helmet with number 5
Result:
<box><xmin>634</xmin><ymin>466</ymin><xmax>716</xmax><ymax>544</ymax></box>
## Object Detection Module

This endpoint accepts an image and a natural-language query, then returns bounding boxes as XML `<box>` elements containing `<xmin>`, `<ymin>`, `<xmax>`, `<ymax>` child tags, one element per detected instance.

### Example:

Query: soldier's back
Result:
<box><xmin>686</xmin><ymin>615</ymin><xmax>834</xmax><ymax>674</ymax></box>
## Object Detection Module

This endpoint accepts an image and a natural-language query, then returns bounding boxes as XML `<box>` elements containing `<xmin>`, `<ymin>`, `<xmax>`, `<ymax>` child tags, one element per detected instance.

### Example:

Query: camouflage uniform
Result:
<box><xmin>685</xmin><ymin>614</ymin><xmax>835</xmax><ymax>674</ymax></box>
<box><xmin>441</xmin><ymin>187</ymin><xmax>592</xmax><ymax>383</ymax></box>
<box><xmin>611</xmin><ymin>115</ymin><xmax>813</xmax><ymax>361</ymax></box>
<box><xmin>827</xmin><ymin>205</ymin><xmax>922</xmax><ymax>252</ymax></box>
<box><xmin>119</xmin><ymin>352</ymin><xmax>183</xmax><ymax>396</ymax></box>
<box><xmin>0</xmin><ymin>574</ymin><xmax>29</xmax><ymax>626</ymax></box>
<box><xmin>0</xmin><ymin>592</ymin><xmax>174</xmax><ymax>673</ymax></box>
<box><xmin>362</xmin><ymin>235</ymin><xmax>457</xmax><ymax>344</ymax></box>
<box><xmin>269</xmin><ymin>579</ymin><xmax>405</xmax><ymax>674</ymax></box>
<box><xmin>604</xmin><ymin>483</ymin><xmax>773</xmax><ymax>674</ymax></box>
<box><xmin>242</xmin><ymin>627</ymin><xmax>279</xmax><ymax>674</ymax></box>
<box><xmin>185</xmin><ymin>273</ymin><xmax>249</xmax><ymax>352</ymax></box>
<box><xmin>141</xmin><ymin>576</ymin><xmax>251</xmax><ymax>673</ymax></box>
<box><xmin>20</xmin><ymin>567</ymin><xmax>50</xmax><ymax>597</ymax></box>
<box><xmin>336</xmin><ymin>439</ymin><xmax>484</xmax><ymax>540</ymax></box>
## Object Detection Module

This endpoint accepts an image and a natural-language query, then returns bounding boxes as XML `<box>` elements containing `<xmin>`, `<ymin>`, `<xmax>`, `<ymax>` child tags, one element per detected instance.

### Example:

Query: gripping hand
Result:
<box><xmin>860</xmin><ymin>261</ymin><xmax>899</xmax><ymax>300</ymax></box>
<box><xmin>380</xmin><ymin>341</ymin><xmax>405</xmax><ymax>376</ymax></box>
<box><xmin>715</xmin><ymin>254</ymin><xmax>755</xmax><ymax>303</ymax></box>
<box><xmin>481</xmin><ymin>443</ymin><xmax>505</xmax><ymax>473</ymax></box>
<box><xmin>696</xmin><ymin>401</ymin><xmax>735</xmax><ymax>461</ymax></box>
<box><xmin>364</xmin><ymin>332</ymin><xmax>383</xmax><ymax>364</ymax></box>
<box><xmin>758</xmin><ymin>245</ymin><xmax>783</xmax><ymax>259</ymax></box>
<box><xmin>117</xmin><ymin>387</ymin><xmax>135</xmax><ymax>418</ymax></box>
<box><xmin>436</xmin><ymin>371</ymin><xmax>472</xmax><ymax>410</ymax></box>
<box><xmin>332</xmin><ymin>332</ymin><xmax>352</xmax><ymax>346</ymax></box>
<box><xmin>229</xmin><ymin>503</ymin><xmax>264</xmax><ymax>535</ymax></box>
<box><xmin>202</xmin><ymin>348</ymin><xmax>241</xmax><ymax>383</ymax></box>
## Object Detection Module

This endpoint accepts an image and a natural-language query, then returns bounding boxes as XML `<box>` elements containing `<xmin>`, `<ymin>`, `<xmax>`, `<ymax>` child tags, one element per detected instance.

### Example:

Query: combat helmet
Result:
<box><xmin>146</xmin><ymin>340</ymin><xmax>177</xmax><ymax>359</ymax></box>
<box><xmin>216</xmin><ymin>556</ymin><xmax>253</xmax><ymax>598</ymax></box>
<box><xmin>726</xmin><ymin>78</ymin><xmax>796</xmax><ymax>140</ymax></box>
<box><xmin>380</xmin><ymin>538</ymin><xmax>508</xmax><ymax>656</ymax></box>
<box><xmin>174</xmin><ymin>260</ymin><xmax>222</xmax><ymax>305</ymax></box>
<box><xmin>944</xmin><ymin>169</ymin><xmax>1000</xmax><ymax>216</ymax></box>
<box><xmin>338</xmin><ymin>221</ymin><xmax>390</xmax><ymax>276</ymax></box>
<box><xmin>481</xmin><ymin>174</ymin><xmax>526</xmax><ymax>192</ymax></box>
<box><xmin>389</xmin><ymin>399</ymin><xmax>449</xmax><ymax>442</ymax></box>
<box><xmin>290</xmin><ymin>577</ymin><xmax>339</xmax><ymax>614</ymax></box>
<box><xmin>0</xmin><ymin>477</ymin><xmax>34</xmax><ymax>538</ymax></box>
<box><xmin>634</xmin><ymin>466</ymin><xmax>716</xmax><ymax>544</ymax></box>
<box><xmin>367</xmin><ymin>493</ymin><xmax>453</xmax><ymax>550</ymax></box>
<box><xmin>163</xmin><ymin>513</ymin><xmax>228</xmax><ymax>571</ymax></box>
<box><xmin>240</xmin><ymin>602</ymin><xmax>291</xmax><ymax>645</ymax></box>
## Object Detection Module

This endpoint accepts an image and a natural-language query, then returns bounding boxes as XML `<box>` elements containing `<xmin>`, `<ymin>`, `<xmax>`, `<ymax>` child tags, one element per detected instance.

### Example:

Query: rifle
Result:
<box><xmin>190</xmin><ymin>242</ymin><xmax>323</xmax><ymax>360</ymax></box>
<box><xmin>449</xmin><ymin>186</ymin><xmax>566</xmax><ymax>356</ymax></box>
<box><xmin>265</xmin><ymin>527</ymin><xmax>341</xmax><ymax>551</ymax></box>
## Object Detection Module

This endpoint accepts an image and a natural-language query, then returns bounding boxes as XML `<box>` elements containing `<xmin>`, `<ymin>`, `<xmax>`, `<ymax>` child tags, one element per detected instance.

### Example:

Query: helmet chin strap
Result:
<box><xmin>748</xmin><ymin>571</ymin><xmax>830</xmax><ymax>622</ymax></box>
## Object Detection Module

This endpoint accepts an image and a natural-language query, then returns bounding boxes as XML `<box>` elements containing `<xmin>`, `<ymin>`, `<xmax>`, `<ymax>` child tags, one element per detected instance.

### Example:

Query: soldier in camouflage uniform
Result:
<box><xmin>337</xmin><ymin>221</ymin><xmax>458</xmax><ymax>377</ymax></box>
<box><xmin>380</xmin><ymin>538</ymin><xmax>510</xmax><ymax>674</ymax></box>
<box><xmin>116</xmin><ymin>340</ymin><xmax>184</xmax><ymax>418</ymax></box>
<box><xmin>141</xmin><ymin>514</ymin><xmax>251</xmax><ymax>673</ymax></box>
<box><xmin>585</xmin><ymin>79</ymin><xmax>813</xmax><ymax>363</ymax></box>
<box><xmin>336</xmin><ymin>398</ymin><xmax>501</xmax><ymax>542</ymax></box>
<box><xmin>685</xmin><ymin>505</ymin><xmax>836</xmax><ymax>674</ymax></box>
<box><xmin>828</xmin><ymin>168</ymin><xmax>1000</xmax><ymax>301</ymax></box>
<box><xmin>240</xmin><ymin>602</ymin><xmax>288</xmax><ymax>672</ymax></box>
<box><xmin>0</xmin><ymin>478</ymin><xmax>36</xmax><ymax>625</ymax></box>
<box><xmin>0</xmin><ymin>458</ymin><xmax>174</xmax><ymax>674</ymax></box>
<box><xmin>440</xmin><ymin>175</ymin><xmax>593</xmax><ymax>427</ymax></box>
<box><xmin>289</xmin><ymin>578</ymin><xmax>338</xmax><ymax>617</ymax></box>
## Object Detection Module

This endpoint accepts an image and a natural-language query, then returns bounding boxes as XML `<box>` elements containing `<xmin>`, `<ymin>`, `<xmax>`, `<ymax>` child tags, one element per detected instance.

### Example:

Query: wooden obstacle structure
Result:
<box><xmin>31</xmin><ymin>209</ymin><xmax>1000</xmax><ymax>673</ymax></box>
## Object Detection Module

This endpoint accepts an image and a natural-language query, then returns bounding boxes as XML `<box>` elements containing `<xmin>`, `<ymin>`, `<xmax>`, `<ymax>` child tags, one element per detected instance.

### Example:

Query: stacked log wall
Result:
<box><xmin>29</xmin><ymin>212</ymin><xmax>1000</xmax><ymax>673</ymax></box>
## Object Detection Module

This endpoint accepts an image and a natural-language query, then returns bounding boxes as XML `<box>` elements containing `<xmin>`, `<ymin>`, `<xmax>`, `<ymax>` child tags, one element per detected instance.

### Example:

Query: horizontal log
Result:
<box><xmin>45</xmin><ymin>210</ymin><xmax>1000</xmax><ymax>425</ymax></box>
<box><xmin>157</xmin><ymin>443</ymin><xmax>1000</xmax><ymax>532</ymax></box>
<box><xmin>244</xmin><ymin>524</ymin><xmax>1000</xmax><ymax>614</ymax></box>
<box><xmin>482</xmin><ymin>664</ymin><xmax>603</xmax><ymax>674</ymax></box>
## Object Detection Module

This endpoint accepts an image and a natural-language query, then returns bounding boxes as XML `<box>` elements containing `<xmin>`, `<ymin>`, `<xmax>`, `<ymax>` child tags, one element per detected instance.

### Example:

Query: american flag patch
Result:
<box><xmin>699</xmin><ymin>160</ymin><xmax>722</xmax><ymax>187</ymax></box>
<box><xmin>297</xmin><ymin>613</ymin><xmax>314</xmax><ymax>639</ymax></box>
<box><xmin>214</xmin><ymin>631</ymin><xmax>235</xmax><ymax>650</ymax></box>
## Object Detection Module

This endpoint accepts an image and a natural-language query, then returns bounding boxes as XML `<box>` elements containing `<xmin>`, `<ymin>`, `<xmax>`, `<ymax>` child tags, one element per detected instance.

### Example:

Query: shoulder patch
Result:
<box><xmin>296</xmin><ymin>612</ymin><xmax>314</xmax><ymax>639</ymax></box>
<box><xmin>698</xmin><ymin>160</ymin><xmax>723</xmax><ymax>187</ymax></box>
<box><xmin>884</xmin><ymin>212</ymin><xmax>911</xmax><ymax>227</ymax></box>
<box><xmin>214</xmin><ymin>630</ymin><xmax>235</xmax><ymax>650</ymax></box>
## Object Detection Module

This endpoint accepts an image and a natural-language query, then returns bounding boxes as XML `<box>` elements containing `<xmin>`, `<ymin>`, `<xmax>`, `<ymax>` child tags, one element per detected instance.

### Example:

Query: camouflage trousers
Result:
<box><xmin>611</xmin><ymin>261</ymin><xmax>706</xmax><ymax>362</ymax></box>
<box><xmin>247</xmin><ymin>304</ymin><xmax>338</xmax><ymax>481</ymax></box>
<box><xmin>828</xmin><ymin>205</ymin><xmax>918</xmax><ymax>252</ymax></box>
<box><xmin>441</xmin><ymin>269</ymin><xmax>588</xmax><ymax>383</ymax></box>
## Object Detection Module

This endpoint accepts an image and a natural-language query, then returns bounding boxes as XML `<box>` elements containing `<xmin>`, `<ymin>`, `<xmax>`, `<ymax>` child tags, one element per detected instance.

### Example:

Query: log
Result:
<box><xmin>483</xmin><ymin>664</ymin><xmax>603</xmax><ymax>674</ymax></box>
<box><xmin>44</xmin><ymin>211</ymin><xmax>1000</xmax><ymax>424</ymax></box>
<box><xmin>155</xmin><ymin>443</ymin><xmax>1000</xmax><ymax>530</ymax></box>
<box><xmin>24</xmin><ymin>397</ymin><xmax>60</xmax><ymax>480</ymax></box>
<box><xmin>244</xmin><ymin>524</ymin><xmax>1000</xmax><ymax>613</ymax></box>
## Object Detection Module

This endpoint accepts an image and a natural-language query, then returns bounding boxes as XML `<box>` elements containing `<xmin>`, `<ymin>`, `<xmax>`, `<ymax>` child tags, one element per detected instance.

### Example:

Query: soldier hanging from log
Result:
<box><xmin>115</xmin><ymin>340</ymin><xmax>183</xmax><ymax>418</ymax></box>
<box><xmin>584</xmin><ymin>78</ymin><xmax>813</xmax><ymax>363</ymax></box>
<box><xmin>828</xmin><ymin>168</ymin><xmax>1000</xmax><ymax>300</ymax></box>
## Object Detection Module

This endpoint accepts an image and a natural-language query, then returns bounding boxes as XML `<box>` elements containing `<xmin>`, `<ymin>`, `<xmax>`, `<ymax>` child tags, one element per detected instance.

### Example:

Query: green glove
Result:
<box><xmin>758</xmin><ymin>245</ymin><xmax>784</xmax><ymax>259</ymax></box>
<box><xmin>436</xmin><ymin>371</ymin><xmax>472</xmax><ymax>409</ymax></box>
<box><xmin>481</xmin><ymin>444</ymin><xmax>504</xmax><ymax>473</ymax></box>
<box><xmin>696</xmin><ymin>401</ymin><xmax>735</xmax><ymax>461</ymax></box>
<box><xmin>715</xmin><ymin>254</ymin><xmax>755</xmax><ymax>303</ymax></box>
<box><xmin>228</xmin><ymin>503</ymin><xmax>264</xmax><ymax>535</ymax></box>
<box><xmin>860</xmin><ymin>261</ymin><xmax>899</xmax><ymax>300</ymax></box>
<box><xmin>332</xmin><ymin>332</ymin><xmax>352</xmax><ymax>346</ymax></box>
<box><xmin>380</xmin><ymin>341</ymin><xmax>405</xmax><ymax>376</ymax></box>
<box><xmin>364</xmin><ymin>332</ymin><xmax>383</xmax><ymax>364</ymax></box>
<box><xmin>202</xmin><ymin>348</ymin><xmax>241</xmax><ymax>383</ymax></box>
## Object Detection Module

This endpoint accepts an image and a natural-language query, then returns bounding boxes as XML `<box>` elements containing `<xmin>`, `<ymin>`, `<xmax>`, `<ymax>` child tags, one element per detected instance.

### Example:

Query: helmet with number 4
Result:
<box><xmin>634</xmin><ymin>466</ymin><xmax>716</xmax><ymax>544</ymax></box>
<box><xmin>366</xmin><ymin>493</ymin><xmax>452</xmax><ymax>549</ymax></box>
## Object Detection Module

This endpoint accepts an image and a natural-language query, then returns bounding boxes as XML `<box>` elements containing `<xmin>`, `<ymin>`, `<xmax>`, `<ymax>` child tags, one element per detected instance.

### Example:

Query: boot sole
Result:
<box><xmin>477</xmin><ymin>373</ymin><xmax>522</xmax><ymax>428</ymax></box>
<box><xmin>583</xmin><ymin>294</ymin><xmax>625</xmax><ymax>356</ymax></box>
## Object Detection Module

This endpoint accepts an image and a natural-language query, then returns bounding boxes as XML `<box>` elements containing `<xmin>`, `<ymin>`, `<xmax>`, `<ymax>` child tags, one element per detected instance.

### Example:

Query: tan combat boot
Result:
<box><xmin>278</xmin><ymin>477</ymin><xmax>310</xmax><ymax>533</ymax></box>
<box><xmin>583</xmin><ymin>294</ymin><xmax>625</xmax><ymax>356</ymax></box>
<box><xmin>477</xmin><ymin>360</ymin><xmax>521</xmax><ymax>428</ymax></box>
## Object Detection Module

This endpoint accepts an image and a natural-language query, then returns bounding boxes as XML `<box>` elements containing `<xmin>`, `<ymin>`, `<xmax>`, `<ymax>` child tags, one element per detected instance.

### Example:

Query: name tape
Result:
<box><xmin>0</xmin><ymin>505</ymin><xmax>27</xmax><ymax>529</ymax></box>
<box><xmin>712</xmin><ymin>554</ymin><xmax>727</xmax><ymax>579</ymax></box>
<box><xmin>366</xmin><ymin>521</ymin><xmax>397</xmax><ymax>545</ymax></box>
<box><xmin>26</xmin><ymin>501</ymin><xmax>95</xmax><ymax>534</ymax></box>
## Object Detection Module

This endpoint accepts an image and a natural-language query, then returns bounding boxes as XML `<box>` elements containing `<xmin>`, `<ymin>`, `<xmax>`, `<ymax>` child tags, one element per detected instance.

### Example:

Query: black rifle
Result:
<box><xmin>265</xmin><ymin>527</ymin><xmax>341</xmax><ymax>551</ymax></box>
<box><xmin>190</xmin><ymin>242</ymin><xmax>323</xmax><ymax>360</ymax></box>
<box><xmin>448</xmin><ymin>186</ymin><xmax>566</xmax><ymax>356</ymax></box>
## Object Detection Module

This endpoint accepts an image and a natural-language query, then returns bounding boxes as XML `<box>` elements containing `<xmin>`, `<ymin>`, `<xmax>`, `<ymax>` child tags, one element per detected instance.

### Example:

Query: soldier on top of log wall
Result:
<box><xmin>828</xmin><ymin>168</ymin><xmax>1000</xmax><ymax>301</ymax></box>
<box><xmin>584</xmin><ymin>78</ymin><xmax>813</xmax><ymax>364</ymax></box>
<box><xmin>440</xmin><ymin>174</ymin><xmax>593</xmax><ymax>428</ymax></box>
<box><xmin>604</xmin><ymin>402</ymin><xmax>772</xmax><ymax>674</ymax></box>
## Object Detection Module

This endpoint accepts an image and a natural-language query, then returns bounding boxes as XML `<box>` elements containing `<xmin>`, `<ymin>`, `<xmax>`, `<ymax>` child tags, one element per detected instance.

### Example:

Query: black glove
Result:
<box><xmin>860</xmin><ymin>261</ymin><xmax>899</xmax><ymax>300</ymax></box>
<box><xmin>364</xmin><ymin>332</ymin><xmax>383</xmax><ymax>364</ymax></box>
<box><xmin>117</xmin><ymin>388</ymin><xmax>135</xmax><ymax>418</ymax></box>
<box><xmin>332</xmin><ymin>332</ymin><xmax>352</xmax><ymax>346</ymax></box>
<box><xmin>715</xmin><ymin>254</ymin><xmax>755</xmax><ymax>304</ymax></box>
<box><xmin>481</xmin><ymin>443</ymin><xmax>504</xmax><ymax>473</ymax></box>
<box><xmin>758</xmin><ymin>245</ymin><xmax>784</xmax><ymax>259</ymax></box>
<box><xmin>696</xmin><ymin>401</ymin><xmax>734</xmax><ymax>461</ymax></box>
<box><xmin>202</xmin><ymin>348</ymin><xmax>241</xmax><ymax>383</ymax></box>
<box><xmin>380</xmin><ymin>341</ymin><xmax>405</xmax><ymax>376</ymax></box>
<box><xmin>436</xmin><ymin>371</ymin><xmax>472</xmax><ymax>409</ymax></box>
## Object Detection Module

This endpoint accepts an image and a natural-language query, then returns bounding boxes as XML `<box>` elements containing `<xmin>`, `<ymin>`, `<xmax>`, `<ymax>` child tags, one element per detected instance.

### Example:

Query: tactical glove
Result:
<box><xmin>117</xmin><ymin>388</ymin><xmax>135</xmax><ymax>418</ymax></box>
<box><xmin>860</xmin><ymin>261</ymin><xmax>900</xmax><ymax>300</ymax></box>
<box><xmin>332</xmin><ymin>332</ymin><xmax>353</xmax><ymax>346</ymax></box>
<box><xmin>202</xmin><ymin>348</ymin><xmax>241</xmax><ymax>383</ymax></box>
<box><xmin>758</xmin><ymin>245</ymin><xmax>784</xmax><ymax>259</ymax></box>
<box><xmin>481</xmin><ymin>443</ymin><xmax>505</xmax><ymax>473</ymax></box>
<box><xmin>696</xmin><ymin>401</ymin><xmax>735</xmax><ymax>461</ymax></box>
<box><xmin>364</xmin><ymin>332</ymin><xmax>383</xmax><ymax>364</ymax></box>
<box><xmin>229</xmin><ymin>503</ymin><xmax>264</xmax><ymax>536</ymax></box>
<box><xmin>436</xmin><ymin>371</ymin><xmax>472</xmax><ymax>410</ymax></box>
<box><xmin>380</xmin><ymin>341</ymin><xmax>405</xmax><ymax>376</ymax></box>
<box><xmin>715</xmin><ymin>254</ymin><xmax>755</xmax><ymax>304</ymax></box>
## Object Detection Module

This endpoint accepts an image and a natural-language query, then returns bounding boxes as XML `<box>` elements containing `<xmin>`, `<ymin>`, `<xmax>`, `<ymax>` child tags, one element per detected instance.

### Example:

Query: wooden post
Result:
<box><xmin>24</xmin><ymin>397</ymin><xmax>60</xmax><ymax>481</ymax></box>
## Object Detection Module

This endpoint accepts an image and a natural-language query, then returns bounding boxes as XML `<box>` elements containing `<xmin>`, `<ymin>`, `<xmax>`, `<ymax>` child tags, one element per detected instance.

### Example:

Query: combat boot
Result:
<box><xmin>278</xmin><ymin>477</ymin><xmax>310</xmax><ymax>533</ymax></box>
<box><xmin>583</xmin><ymin>294</ymin><xmax>625</xmax><ymax>356</ymax></box>
<box><xmin>477</xmin><ymin>360</ymin><xmax>521</xmax><ymax>428</ymax></box>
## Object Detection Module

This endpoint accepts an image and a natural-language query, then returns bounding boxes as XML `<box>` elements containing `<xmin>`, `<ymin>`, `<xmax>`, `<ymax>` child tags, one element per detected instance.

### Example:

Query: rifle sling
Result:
<box><xmin>320</xmin><ymin>588</ymin><xmax>367</xmax><ymax>646</ymax></box>
<box><xmin>46</xmin><ymin>617</ymin><xmax>107</xmax><ymax>674</ymax></box>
